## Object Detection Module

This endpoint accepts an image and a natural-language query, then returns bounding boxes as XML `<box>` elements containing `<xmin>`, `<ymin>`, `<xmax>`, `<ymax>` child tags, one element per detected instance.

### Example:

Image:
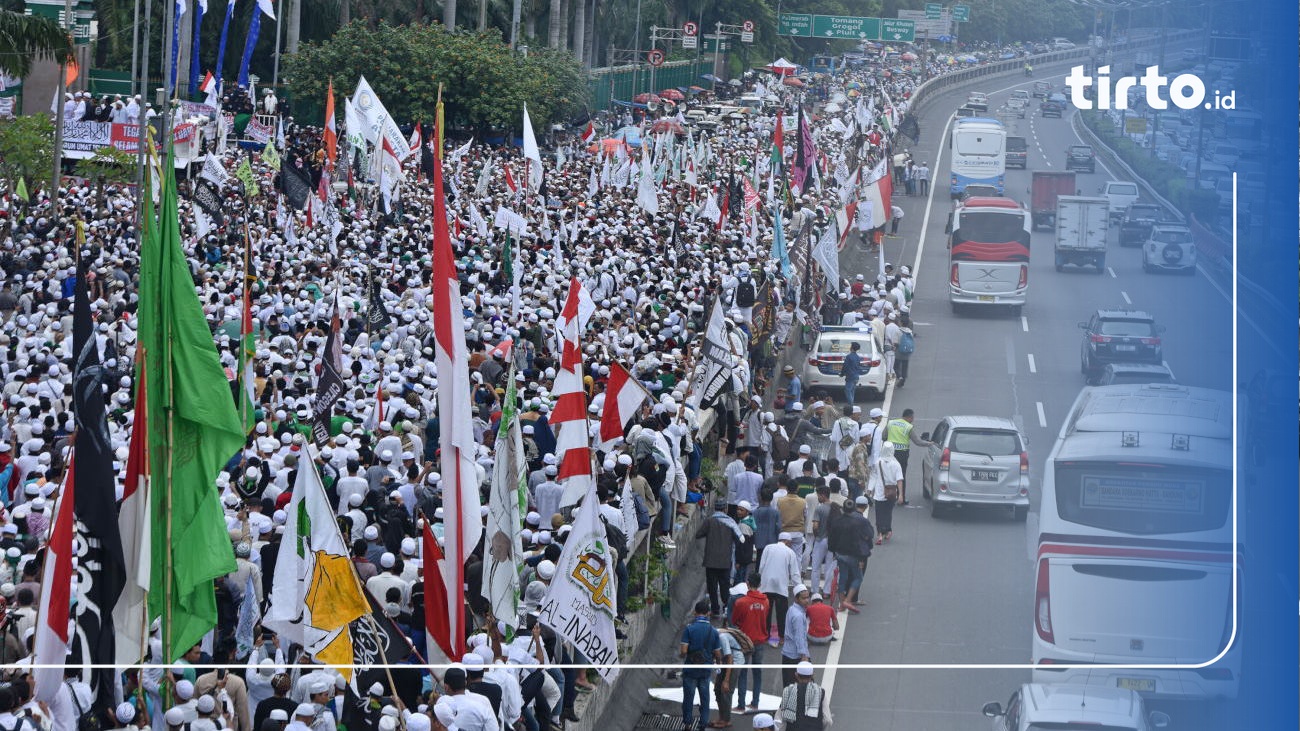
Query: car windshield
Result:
<box><xmin>1151</xmin><ymin>229</ymin><xmax>1192</xmax><ymax>244</ymax></box>
<box><xmin>1128</xmin><ymin>206</ymin><xmax>1160</xmax><ymax>219</ymax></box>
<box><xmin>819</xmin><ymin>337</ymin><xmax>871</xmax><ymax>356</ymax></box>
<box><xmin>1107</xmin><ymin>184</ymin><xmax>1139</xmax><ymax>196</ymax></box>
<box><xmin>1098</xmin><ymin>319</ymin><xmax>1155</xmax><ymax>337</ymax></box>
<box><xmin>1048</xmin><ymin>94</ymin><xmax>1066</xmax><ymax>102</ymax></box>
<box><xmin>950</xmin><ymin>429</ymin><xmax>1020</xmax><ymax>456</ymax></box>
<box><xmin>1070</xmin><ymin>147</ymin><xmax>1091</xmax><ymax>155</ymax></box>
<box><xmin>1006</xmin><ymin>138</ymin><xmax>1027</xmax><ymax>151</ymax></box>
<box><xmin>1110</xmin><ymin>372</ymin><xmax>1175</xmax><ymax>384</ymax></box>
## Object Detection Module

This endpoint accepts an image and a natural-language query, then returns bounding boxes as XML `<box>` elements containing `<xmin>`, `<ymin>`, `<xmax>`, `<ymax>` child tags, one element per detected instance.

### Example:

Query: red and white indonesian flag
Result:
<box><xmin>200</xmin><ymin>71</ymin><xmax>219</xmax><ymax>107</ymax></box>
<box><xmin>553</xmin><ymin>278</ymin><xmax>595</xmax><ymax>509</ymax></box>
<box><xmin>323</xmin><ymin>79</ymin><xmax>338</xmax><ymax>167</ymax></box>
<box><xmin>114</xmin><ymin>365</ymin><xmax>152</xmax><ymax>665</ymax></box>
<box><xmin>581</xmin><ymin>121</ymin><xmax>596</xmax><ymax>145</ymax></box>
<box><xmin>835</xmin><ymin>201</ymin><xmax>860</xmax><ymax>250</ymax></box>
<box><xmin>34</xmin><ymin>459</ymin><xmax>76</xmax><ymax>702</ymax></box>
<box><xmin>861</xmin><ymin>158</ymin><xmax>892</xmax><ymax>232</ymax></box>
<box><xmin>598</xmin><ymin>362</ymin><xmax>652</xmax><ymax>449</ymax></box>
<box><xmin>552</xmin><ymin>276</ymin><xmax>596</xmax><ymax>350</ymax></box>
<box><xmin>431</xmin><ymin>143</ymin><xmax>482</xmax><ymax>660</ymax></box>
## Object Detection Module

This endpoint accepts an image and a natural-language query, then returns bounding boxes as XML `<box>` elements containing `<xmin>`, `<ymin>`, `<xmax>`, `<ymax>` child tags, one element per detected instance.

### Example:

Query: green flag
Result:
<box><xmin>13</xmin><ymin>177</ymin><xmax>27</xmax><ymax>202</ymax></box>
<box><xmin>261</xmin><ymin>142</ymin><xmax>281</xmax><ymax>171</ymax></box>
<box><xmin>139</xmin><ymin>151</ymin><xmax>245</xmax><ymax>662</ymax></box>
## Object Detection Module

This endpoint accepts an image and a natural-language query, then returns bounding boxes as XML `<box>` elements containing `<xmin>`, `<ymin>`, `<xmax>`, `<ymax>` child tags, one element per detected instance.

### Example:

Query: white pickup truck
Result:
<box><xmin>1054</xmin><ymin>195</ymin><xmax>1110</xmax><ymax>273</ymax></box>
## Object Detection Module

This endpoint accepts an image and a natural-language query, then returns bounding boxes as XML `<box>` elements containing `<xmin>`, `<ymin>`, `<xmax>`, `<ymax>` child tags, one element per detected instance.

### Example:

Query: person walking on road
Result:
<box><xmin>780</xmin><ymin>585</ymin><xmax>812</xmax><ymax>686</ymax></box>
<box><xmin>889</xmin><ymin>205</ymin><xmax>904</xmax><ymax>236</ymax></box>
<box><xmin>730</xmin><ymin>574</ymin><xmax>771</xmax><ymax>714</ymax></box>
<box><xmin>776</xmin><ymin>662</ymin><xmax>833</xmax><ymax>730</ymax></box>
<box><xmin>829</xmin><ymin>497</ymin><xmax>873</xmax><ymax>612</ymax></box>
<box><xmin>680</xmin><ymin>600</ymin><xmax>724</xmax><ymax>731</ymax></box>
<box><xmin>916</xmin><ymin>163</ymin><xmax>930</xmax><ymax>197</ymax></box>
<box><xmin>839</xmin><ymin>341</ymin><xmax>865</xmax><ymax>408</ymax></box>
<box><xmin>884</xmin><ymin>409</ymin><xmax>932</xmax><ymax>505</ymax></box>
<box><xmin>870</xmin><ymin>443</ymin><xmax>905</xmax><ymax>543</ymax></box>
<box><xmin>759</xmin><ymin>532</ymin><xmax>801</xmax><ymax>647</ymax></box>
<box><xmin>697</xmin><ymin>498</ymin><xmax>742</xmax><ymax>617</ymax></box>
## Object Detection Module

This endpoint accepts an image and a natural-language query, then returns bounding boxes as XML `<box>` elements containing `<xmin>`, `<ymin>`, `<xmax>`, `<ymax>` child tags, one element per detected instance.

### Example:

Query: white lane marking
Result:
<box><xmin>1121</xmin><ymin>290</ymin><xmax>1132</xmax><ymax>305</ymax></box>
<box><xmin>1027</xmin><ymin>354</ymin><xmax>1037</xmax><ymax>373</ymax></box>
<box><xmin>1021</xmin><ymin>315</ymin><xmax>1029</xmax><ymax>332</ymax></box>
<box><xmin>821</xmin><ymin>595</ymin><xmax>849</xmax><ymax>707</ymax></box>
<box><xmin>1163</xmin><ymin>360</ymin><xmax>1176</xmax><ymax>380</ymax></box>
<box><xmin>1036</xmin><ymin>402</ymin><xmax>1047</xmax><ymax>428</ymax></box>
<box><xmin>1107</xmin><ymin>266</ymin><xmax>1117</xmax><ymax>278</ymax></box>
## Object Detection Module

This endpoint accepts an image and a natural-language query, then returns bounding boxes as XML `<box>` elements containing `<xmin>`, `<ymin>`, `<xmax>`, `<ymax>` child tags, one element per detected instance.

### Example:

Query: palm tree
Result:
<box><xmin>0</xmin><ymin>10</ymin><xmax>74</xmax><ymax>78</ymax></box>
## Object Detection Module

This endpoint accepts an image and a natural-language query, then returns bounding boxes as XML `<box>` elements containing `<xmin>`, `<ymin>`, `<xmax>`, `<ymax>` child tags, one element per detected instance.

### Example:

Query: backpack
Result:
<box><xmin>722</xmin><ymin>627</ymin><xmax>754</xmax><ymax>656</ymax></box>
<box><xmin>631</xmin><ymin>492</ymin><xmax>651</xmax><ymax>531</ymax></box>
<box><xmin>735</xmin><ymin>280</ymin><xmax>757</xmax><ymax>308</ymax></box>
<box><xmin>683</xmin><ymin>623</ymin><xmax>716</xmax><ymax>664</ymax></box>
<box><xmin>897</xmin><ymin>330</ymin><xmax>915</xmax><ymax>355</ymax></box>
<box><xmin>601</xmin><ymin>516</ymin><xmax>629</xmax><ymax>557</ymax></box>
<box><xmin>66</xmin><ymin>682</ymin><xmax>106</xmax><ymax>731</ymax></box>
<box><xmin>770</xmin><ymin>427</ymin><xmax>791</xmax><ymax>464</ymax></box>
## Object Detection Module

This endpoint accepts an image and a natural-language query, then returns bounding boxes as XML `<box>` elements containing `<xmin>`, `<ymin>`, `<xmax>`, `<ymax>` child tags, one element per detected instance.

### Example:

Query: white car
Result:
<box><xmin>1099</xmin><ymin>180</ymin><xmax>1140</xmax><ymax>224</ymax></box>
<box><xmin>1051</xmin><ymin>37</ymin><xmax>1076</xmax><ymax>50</ymax></box>
<box><xmin>983</xmin><ymin>684</ymin><xmax>1170</xmax><ymax>731</ymax></box>
<box><xmin>800</xmin><ymin>325</ymin><xmax>887</xmax><ymax>401</ymax></box>
<box><xmin>1142</xmin><ymin>224</ymin><xmax>1197</xmax><ymax>274</ymax></box>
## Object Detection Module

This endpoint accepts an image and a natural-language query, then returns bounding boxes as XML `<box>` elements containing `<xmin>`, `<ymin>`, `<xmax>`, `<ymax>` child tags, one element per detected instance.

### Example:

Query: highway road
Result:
<box><xmin>813</xmin><ymin>55</ymin><xmax>1240</xmax><ymax>731</ymax></box>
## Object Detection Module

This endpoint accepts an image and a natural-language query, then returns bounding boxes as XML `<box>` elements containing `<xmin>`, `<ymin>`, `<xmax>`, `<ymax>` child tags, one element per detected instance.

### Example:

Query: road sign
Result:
<box><xmin>898</xmin><ymin>9</ymin><xmax>951</xmax><ymax>39</ymax></box>
<box><xmin>741</xmin><ymin>31</ymin><xmax>754</xmax><ymax>42</ymax></box>
<box><xmin>647</xmin><ymin>49</ymin><xmax>665</xmax><ymax>66</ymax></box>
<box><xmin>701</xmin><ymin>35</ymin><xmax>730</xmax><ymax>52</ymax></box>
<box><xmin>683</xmin><ymin>21</ymin><xmax>697</xmax><ymax>35</ymax></box>
<box><xmin>778</xmin><ymin>13</ymin><xmax>812</xmax><ymax>37</ymax></box>
<box><xmin>743</xmin><ymin>19</ymin><xmax>755</xmax><ymax>32</ymax></box>
<box><xmin>1124</xmin><ymin>116</ymin><xmax>1148</xmax><ymax>135</ymax></box>
<box><xmin>812</xmin><ymin>14</ymin><xmax>880</xmax><ymax>40</ymax></box>
<box><xmin>952</xmin><ymin>4</ymin><xmax>970</xmax><ymax>22</ymax></box>
<box><xmin>683</xmin><ymin>35</ymin><xmax>697</xmax><ymax>49</ymax></box>
<box><xmin>925</xmin><ymin>3</ymin><xmax>942</xmax><ymax>19</ymax></box>
<box><xmin>880</xmin><ymin>19</ymin><xmax>916</xmax><ymax>43</ymax></box>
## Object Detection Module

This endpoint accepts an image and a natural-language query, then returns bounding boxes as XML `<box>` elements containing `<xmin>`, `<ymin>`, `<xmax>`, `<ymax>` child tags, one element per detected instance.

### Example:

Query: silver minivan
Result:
<box><xmin>920</xmin><ymin>416</ymin><xmax>1030</xmax><ymax>520</ymax></box>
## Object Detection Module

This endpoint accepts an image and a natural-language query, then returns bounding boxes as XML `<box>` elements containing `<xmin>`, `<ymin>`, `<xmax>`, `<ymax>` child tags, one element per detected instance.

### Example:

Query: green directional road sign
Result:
<box><xmin>701</xmin><ymin>36</ymin><xmax>731</xmax><ymax>52</ymax></box>
<box><xmin>880</xmin><ymin>18</ymin><xmax>916</xmax><ymax>42</ymax></box>
<box><xmin>811</xmin><ymin>14</ymin><xmax>880</xmax><ymax>40</ymax></box>
<box><xmin>778</xmin><ymin>13</ymin><xmax>813</xmax><ymax>37</ymax></box>
<box><xmin>952</xmin><ymin>4</ymin><xmax>970</xmax><ymax>21</ymax></box>
<box><xmin>925</xmin><ymin>3</ymin><xmax>942</xmax><ymax>19</ymax></box>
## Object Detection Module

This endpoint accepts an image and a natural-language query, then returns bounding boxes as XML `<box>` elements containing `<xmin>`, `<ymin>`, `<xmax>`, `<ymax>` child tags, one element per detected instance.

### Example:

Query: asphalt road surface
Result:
<box><xmin>811</xmin><ymin>53</ymin><xmax>1241</xmax><ymax>731</ymax></box>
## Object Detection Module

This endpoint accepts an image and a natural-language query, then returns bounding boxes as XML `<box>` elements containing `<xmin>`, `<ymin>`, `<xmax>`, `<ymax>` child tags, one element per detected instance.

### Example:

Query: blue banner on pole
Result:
<box><xmin>189</xmin><ymin>1</ymin><xmax>206</xmax><ymax>98</ymax></box>
<box><xmin>238</xmin><ymin>4</ymin><xmax>260</xmax><ymax>91</ymax></box>
<box><xmin>169</xmin><ymin>0</ymin><xmax>183</xmax><ymax>95</ymax></box>
<box><xmin>215</xmin><ymin>0</ymin><xmax>234</xmax><ymax>87</ymax></box>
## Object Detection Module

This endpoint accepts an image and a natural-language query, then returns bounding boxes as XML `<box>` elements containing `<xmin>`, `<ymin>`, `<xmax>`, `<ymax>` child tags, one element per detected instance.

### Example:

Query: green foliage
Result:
<box><xmin>0</xmin><ymin>115</ymin><xmax>55</xmax><ymax>194</ymax></box>
<box><xmin>625</xmin><ymin>543</ymin><xmax>671</xmax><ymax>613</ymax></box>
<box><xmin>1081</xmin><ymin>111</ymin><xmax>1220</xmax><ymax>219</ymax></box>
<box><xmin>0</xmin><ymin>9</ymin><xmax>73</xmax><ymax>78</ymax></box>
<box><xmin>76</xmin><ymin>147</ymin><xmax>137</xmax><ymax>201</ymax></box>
<box><xmin>283</xmin><ymin>21</ymin><xmax>589</xmax><ymax>132</ymax></box>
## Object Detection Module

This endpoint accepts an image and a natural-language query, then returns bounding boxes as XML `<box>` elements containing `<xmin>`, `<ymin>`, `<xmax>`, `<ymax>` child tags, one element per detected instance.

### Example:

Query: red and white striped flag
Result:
<box><xmin>408</xmin><ymin>125</ymin><xmax>422</xmax><ymax>157</ymax></box>
<box><xmin>430</xmin><ymin>130</ymin><xmax>483</xmax><ymax>660</ymax></box>
<box><xmin>34</xmin><ymin>458</ymin><xmax>76</xmax><ymax>701</ymax></box>
<box><xmin>323</xmin><ymin>79</ymin><xmax>337</xmax><ymax>168</ymax></box>
<box><xmin>503</xmin><ymin>162</ymin><xmax>518</xmax><ymax>194</ymax></box>
<box><xmin>361</xmin><ymin>380</ymin><xmax>385</xmax><ymax>433</ymax></box>
<box><xmin>598</xmin><ymin>362</ymin><xmax>653</xmax><ymax>449</ymax></box>
<box><xmin>862</xmin><ymin>157</ymin><xmax>892</xmax><ymax>232</ymax></box>
<box><xmin>581</xmin><ymin>121</ymin><xmax>596</xmax><ymax>145</ymax></box>
<box><xmin>113</xmin><ymin>360</ymin><xmax>152</xmax><ymax>664</ymax></box>
<box><xmin>553</xmin><ymin>278</ymin><xmax>595</xmax><ymax>509</ymax></box>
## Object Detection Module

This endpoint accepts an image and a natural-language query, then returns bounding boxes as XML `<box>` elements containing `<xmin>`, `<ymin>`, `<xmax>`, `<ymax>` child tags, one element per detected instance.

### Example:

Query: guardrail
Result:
<box><xmin>905</xmin><ymin>31</ymin><xmax>1201</xmax><ymax>124</ymax></box>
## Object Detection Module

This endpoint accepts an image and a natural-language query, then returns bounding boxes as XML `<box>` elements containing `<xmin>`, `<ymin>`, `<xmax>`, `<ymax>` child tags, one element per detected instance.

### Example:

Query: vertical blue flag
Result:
<box><xmin>169</xmin><ymin>0</ymin><xmax>182</xmax><ymax>94</ymax></box>
<box><xmin>189</xmin><ymin>0</ymin><xmax>207</xmax><ymax>99</ymax></box>
<box><xmin>771</xmin><ymin>208</ymin><xmax>791</xmax><ymax>278</ymax></box>
<box><xmin>215</xmin><ymin>0</ymin><xmax>234</xmax><ymax>88</ymax></box>
<box><xmin>237</xmin><ymin>4</ymin><xmax>260</xmax><ymax>91</ymax></box>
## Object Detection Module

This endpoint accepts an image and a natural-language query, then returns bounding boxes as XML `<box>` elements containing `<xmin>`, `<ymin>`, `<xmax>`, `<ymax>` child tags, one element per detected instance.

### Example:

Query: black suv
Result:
<box><xmin>1040</xmin><ymin>93</ymin><xmax>1066</xmax><ymax>118</ymax></box>
<box><xmin>1119</xmin><ymin>203</ymin><xmax>1162</xmax><ymax>246</ymax></box>
<box><xmin>1065</xmin><ymin>145</ymin><xmax>1095</xmax><ymax>173</ymax></box>
<box><xmin>1079</xmin><ymin>310</ymin><xmax>1165</xmax><ymax>381</ymax></box>
<box><xmin>1005</xmin><ymin>136</ymin><xmax>1028</xmax><ymax>169</ymax></box>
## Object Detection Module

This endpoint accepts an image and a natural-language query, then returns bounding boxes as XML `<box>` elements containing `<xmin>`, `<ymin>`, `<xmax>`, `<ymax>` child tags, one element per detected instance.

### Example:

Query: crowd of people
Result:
<box><xmin>0</xmin><ymin>39</ymin><xmax>953</xmax><ymax>731</ymax></box>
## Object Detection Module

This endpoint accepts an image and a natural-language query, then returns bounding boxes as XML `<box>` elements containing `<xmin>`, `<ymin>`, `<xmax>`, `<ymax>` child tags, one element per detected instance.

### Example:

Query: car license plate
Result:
<box><xmin>1117</xmin><ymin>678</ymin><xmax>1156</xmax><ymax>692</ymax></box>
<box><xmin>971</xmin><ymin>470</ymin><xmax>998</xmax><ymax>481</ymax></box>
<box><xmin>978</xmin><ymin>295</ymin><xmax>996</xmax><ymax>302</ymax></box>
<box><xmin>1115</xmin><ymin>344</ymin><xmax>1136</xmax><ymax>352</ymax></box>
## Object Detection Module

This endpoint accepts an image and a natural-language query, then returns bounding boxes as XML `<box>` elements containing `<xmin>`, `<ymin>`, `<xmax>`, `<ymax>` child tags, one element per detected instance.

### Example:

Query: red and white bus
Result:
<box><xmin>947</xmin><ymin>197</ymin><xmax>1031</xmax><ymax>315</ymax></box>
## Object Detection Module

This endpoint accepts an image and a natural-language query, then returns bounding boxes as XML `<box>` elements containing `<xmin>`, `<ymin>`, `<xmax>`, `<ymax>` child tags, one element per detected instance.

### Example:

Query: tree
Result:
<box><xmin>284</xmin><ymin>21</ymin><xmax>588</xmax><ymax>133</ymax></box>
<box><xmin>0</xmin><ymin>9</ymin><xmax>74</xmax><ymax>78</ymax></box>
<box><xmin>0</xmin><ymin>115</ymin><xmax>56</xmax><ymax>196</ymax></box>
<box><xmin>75</xmin><ymin>147</ymin><xmax>137</xmax><ymax>203</ymax></box>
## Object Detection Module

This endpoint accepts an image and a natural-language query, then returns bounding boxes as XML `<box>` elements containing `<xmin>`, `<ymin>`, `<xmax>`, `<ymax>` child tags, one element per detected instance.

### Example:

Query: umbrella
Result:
<box><xmin>823</xmin><ymin>102</ymin><xmax>843</xmax><ymax>113</ymax></box>
<box><xmin>767</xmin><ymin>58</ymin><xmax>799</xmax><ymax>77</ymax></box>
<box><xmin>633</xmin><ymin>93</ymin><xmax>661</xmax><ymax>104</ymax></box>
<box><xmin>651</xmin><ymin>120</ymin><xmax>686</xmax><ymax>135</ymax></box>
<box><xmin>782</xmin><ymin>77</ymin><xmax>805</xmax><ymax>87</ymax></box>
<box><xmin>728</xmin><ymin>79</ymin><xmax>742</xmax><ymax>86</ymax></box>
<box><xmin>688</xmin><ymin>85</ymin><xmax>707</xmax><ymax>93</ymax></box>
<box><xmin>846</xmin><ymin>81</ymin><xmax>862</xmax><ymax>90</ymax></box>
<box><xmin>847</xmin><ymin>89</ymin><xmax>861</xmax><ymax>98</ymax></box>
<box><xmin>700</xmin><ymin>73</ymin><xmax>723</xmax><ymax>83</ymax></box>
<box><xmin>900</xmin><ymin>52</ymin><xmax>917</xmax><ymax>61</ymax></box>
<box><xmin>658</xmin><ymin>89</ymin><xmax>685</xmax><ymax>101</ymax></box>
<box><xmin>217</xmin><ymin>319</ymin><xmax>264</xmax><ymax>339</ymax></box>
<box><xmin>490</xmin><ymin>338</ymin><xmax>514</xmax><ymax>360</ymax></box>
<box><xmin>588</xmin><ymin>138</ymin><xmax>625</xmax><ymax>154</ymax></box>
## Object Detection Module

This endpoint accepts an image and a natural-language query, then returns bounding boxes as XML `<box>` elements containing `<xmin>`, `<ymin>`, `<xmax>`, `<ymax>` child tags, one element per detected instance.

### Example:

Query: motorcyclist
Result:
<box><xmin>1024</xmin><ymin>63</ymin><xmax>1033</xmax><ymax>77</ymax></box>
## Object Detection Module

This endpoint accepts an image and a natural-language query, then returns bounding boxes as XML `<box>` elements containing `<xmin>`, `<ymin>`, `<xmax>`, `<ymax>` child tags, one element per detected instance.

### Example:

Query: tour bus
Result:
<box><xmin>1033</xmin><ymin>384</ymin><xmax>1239</xmax><ymax>700</ymax></box>
<box><xmin>949</xmin><ymin>117</ymin><xmax>1007</xmax><ymax>198</ymax></box>
<box><xmin>947</xmin><ymin>196</ymin><xmax>1030</xmax><ymax>314</ymax></box>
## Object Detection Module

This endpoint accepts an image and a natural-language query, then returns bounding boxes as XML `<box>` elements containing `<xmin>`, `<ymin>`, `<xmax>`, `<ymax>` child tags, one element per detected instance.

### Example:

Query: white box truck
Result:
<box><xmin>1054</xmin><ymin>195</ymin><xmax>1110</xmax><ymax>273</ymax></box>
